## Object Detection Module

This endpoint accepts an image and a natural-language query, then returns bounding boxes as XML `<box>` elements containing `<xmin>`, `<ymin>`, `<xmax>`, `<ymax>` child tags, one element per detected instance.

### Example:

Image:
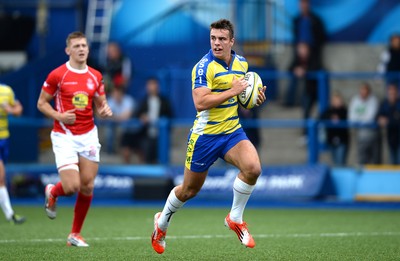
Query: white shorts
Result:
<box><xmin>51</xmin><ymin>126</ymin><xmax>101</xmax><ymax>169</ymax></box>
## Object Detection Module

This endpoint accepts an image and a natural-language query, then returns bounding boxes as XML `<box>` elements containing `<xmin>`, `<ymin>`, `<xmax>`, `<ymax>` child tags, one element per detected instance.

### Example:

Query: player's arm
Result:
<box><xmin>193</xmin><ymin>76</ymin><xmax>248</xmax><ymax>112</ymax></box>
<box><xmin>37</xmin><ymin>90</ymin><xmax>76</xmax><ymax>124</ymax></box>
<box><xmin>93</xmin><ymin>94</ymin><xmax>113</xmax><ymax>118</ymax></box>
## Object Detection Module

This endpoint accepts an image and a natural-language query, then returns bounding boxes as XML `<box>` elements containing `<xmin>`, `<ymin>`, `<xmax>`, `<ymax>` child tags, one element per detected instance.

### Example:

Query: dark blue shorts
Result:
<box><xmin>0</xmin><ymin>138</ymin><xmax>9</xmax><ymax>163</ymax></box>
<box><xmin>185</xmin><ymin>128</ymin><xmax>248</xmax><ymax>172</ymax></box>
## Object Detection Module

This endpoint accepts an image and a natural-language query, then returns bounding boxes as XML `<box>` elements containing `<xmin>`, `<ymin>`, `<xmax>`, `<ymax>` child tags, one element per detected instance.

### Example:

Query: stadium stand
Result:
<box><xmin>1</xmin><ymin>0</ymin><xmax>400</xmax><ymax>203</ymax></box>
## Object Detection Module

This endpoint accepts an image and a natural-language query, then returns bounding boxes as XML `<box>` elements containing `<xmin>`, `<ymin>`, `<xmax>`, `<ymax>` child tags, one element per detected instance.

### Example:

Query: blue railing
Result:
<box><xmin>251</xmin><ymin>70</ymin><xmax>400</xmax><ymax>116</ymax></box>
<box><xmin>9</xmin><ymin>116</ymin><xmax>380</xmax><ymax>165</ymax></box>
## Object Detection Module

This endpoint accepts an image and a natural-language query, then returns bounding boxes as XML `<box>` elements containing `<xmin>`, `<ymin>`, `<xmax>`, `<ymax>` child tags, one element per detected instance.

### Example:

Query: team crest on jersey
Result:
<box><xmin>87</xmin><ymin>78</ymin><xmax>94</xmax><ymax>90</ymax></box>
<box><xmin>72</xmin><ymin>92</ymin><xmax>89</xmax><ymax>109</ymax></box>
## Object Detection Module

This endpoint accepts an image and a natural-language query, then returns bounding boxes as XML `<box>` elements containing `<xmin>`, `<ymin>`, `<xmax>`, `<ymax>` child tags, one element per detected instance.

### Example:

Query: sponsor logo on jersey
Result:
<box><xmin>72</xmin><ymin>92</ymin><xmax>89</xmax><ymax>109</ymax></box>
<box><xmin>63</xmin><ymin>82</ymin><xmax>78</xmax><ymax>85</ymax></box>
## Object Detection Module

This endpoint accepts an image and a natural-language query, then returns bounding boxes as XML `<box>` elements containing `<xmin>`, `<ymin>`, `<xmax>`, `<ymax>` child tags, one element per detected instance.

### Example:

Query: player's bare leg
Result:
<box><xmin>224</xmin><ymin>140</ymin><xmax>261</xmax><ymax>248</ymax></box>
<box><xmin>0</xmin><ymin>160</ymin><xmax>25</xmax><ymax>224</ymax></box>
<box><xmin>45</xmin><ymin>165</ymin><xmax>79</xmax><ymax>219</ymax></box>
<box><xmin>151</xmin><ymin>168</ymin><xmax>207</xmax><ymax>254</ymax></box>
<box><xmin>67</xmin><ymin>156</ymin><xmax>97</xmax><ymax>247</ymax></box>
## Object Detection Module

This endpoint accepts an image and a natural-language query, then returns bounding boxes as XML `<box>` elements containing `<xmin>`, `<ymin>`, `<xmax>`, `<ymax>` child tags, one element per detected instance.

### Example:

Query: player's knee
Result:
<box><xmin>244</xmin><ymin>162</ymin><xmax>262</xmax><ymax>179</ymax></box>
<box><xmin>63</xmin><ymin>183</ymin><xmax>80</xmax><ymax>195</ymax></box>
<box><xmin>80</xmin><ymin>183</ymin><xmax>94</xmax><ymax>195</ymax></box>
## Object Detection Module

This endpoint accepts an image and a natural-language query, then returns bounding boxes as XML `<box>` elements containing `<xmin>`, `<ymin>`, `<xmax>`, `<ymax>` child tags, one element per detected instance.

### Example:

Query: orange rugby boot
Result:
<box><xmin>44</xmin><ymin>184</ymin><xmax>57</xmax><ymax>219</ymax></box>
<box><xmin>224</xmin><ymin>213</ymin><xmax>255</xmax><ymax>248</ymax></box>
<box><xmin>67</xmin><ymin>233</ymin><xmax>89</xmax><ymax>247</ymax></box>
<box><xmin>151</xmin><ymin>212</ymin><xmax>167</xmax><ymax>254</ymax></box>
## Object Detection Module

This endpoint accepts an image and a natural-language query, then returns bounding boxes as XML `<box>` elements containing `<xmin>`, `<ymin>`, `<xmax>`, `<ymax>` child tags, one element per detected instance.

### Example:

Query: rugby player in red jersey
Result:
<box><xmin>37</xmin><ymin>31</ymin><xmax>112</xmax><ymax>247</ymax></box>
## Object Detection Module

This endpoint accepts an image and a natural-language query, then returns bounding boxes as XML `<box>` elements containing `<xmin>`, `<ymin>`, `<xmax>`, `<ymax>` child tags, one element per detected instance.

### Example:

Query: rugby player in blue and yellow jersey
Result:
<box><xmin>0</xmin><ymin>83</ymin><xmax>25</xmax><ymax>224</ymax></box>
<box><xmin>151</xmin><ymin>19</ymin><xmax>266</xmax><ymax>254</ymax></box>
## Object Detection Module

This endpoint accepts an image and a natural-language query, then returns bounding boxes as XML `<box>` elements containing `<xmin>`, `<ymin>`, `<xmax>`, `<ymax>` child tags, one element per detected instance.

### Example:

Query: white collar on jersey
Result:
<box><xmin>66</xmin><ymin>61</ymin><xmax>88</xmax><ymax>74</ymax></box>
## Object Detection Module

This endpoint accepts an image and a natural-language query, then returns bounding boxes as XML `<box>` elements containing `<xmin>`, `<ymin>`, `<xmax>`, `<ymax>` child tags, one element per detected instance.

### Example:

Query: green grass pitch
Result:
<box><xmin>1</xmin><ymin>205</ymin><xmax>400</xmax><ymax>260</ymax></box>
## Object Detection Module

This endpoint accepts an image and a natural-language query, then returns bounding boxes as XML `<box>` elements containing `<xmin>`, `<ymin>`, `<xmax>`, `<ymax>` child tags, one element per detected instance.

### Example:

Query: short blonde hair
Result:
<box><xmin>66</xmin><ymin>31</ymin><xmax>86</xmax><ymax>47</ymax></box>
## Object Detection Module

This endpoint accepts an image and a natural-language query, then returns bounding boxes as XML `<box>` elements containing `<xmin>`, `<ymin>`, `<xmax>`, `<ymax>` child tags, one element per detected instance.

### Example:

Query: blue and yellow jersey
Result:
<box><xmin>0</xmin><ymin>83</ymin><xmax>16</xmax><ymax>139</ymax></box>
<box><xmin>191</xmin><ymin>49</ymin><xmax>248</xmax><ymax>135</ymax></box>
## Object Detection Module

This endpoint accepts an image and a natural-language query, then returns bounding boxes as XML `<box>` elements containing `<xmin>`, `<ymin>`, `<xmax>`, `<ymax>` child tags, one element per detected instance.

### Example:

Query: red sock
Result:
<box><xmin>51</xmin><ymin>182</ymin><xmax>66</xmax><ymax>197</ymax></box>
<box><xmin>71</xmin><ymin>192</ymin><xmax>93</xmax><ymax>234</ymax></box>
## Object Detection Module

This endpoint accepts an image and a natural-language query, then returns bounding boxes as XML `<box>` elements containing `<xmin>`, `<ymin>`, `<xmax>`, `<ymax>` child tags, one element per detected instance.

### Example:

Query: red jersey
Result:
<box><xmin>42</xmin><ymin>62</ymin><xmax>105</xmax><ymax>135</ymax></box>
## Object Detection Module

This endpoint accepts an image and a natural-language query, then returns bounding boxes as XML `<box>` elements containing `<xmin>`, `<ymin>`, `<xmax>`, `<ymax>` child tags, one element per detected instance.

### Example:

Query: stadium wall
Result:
<box><xmin>6</xmin><ymin>164</ymin><xmax>400</xmax><ymax>203</ymax></box>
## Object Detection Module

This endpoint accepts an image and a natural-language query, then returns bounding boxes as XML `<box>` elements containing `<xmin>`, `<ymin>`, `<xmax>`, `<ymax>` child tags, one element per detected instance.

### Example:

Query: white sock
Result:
<box><xmin>157</xmin><ymin>188</ymin><xmax>185</xmax><ymax>231</ymax></box>
<box><xmin>0</xmin><ymin>186</ymin><xmax>14</xmax><ymax>220</ymax></box>
<box><xmin>230</xmin><ymin>177</ymin><xmax>255</xmax><ymax>223</ymax></box>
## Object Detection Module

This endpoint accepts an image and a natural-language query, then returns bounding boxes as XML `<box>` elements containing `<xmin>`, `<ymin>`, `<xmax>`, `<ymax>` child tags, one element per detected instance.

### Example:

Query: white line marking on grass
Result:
<box><xmin>255</xmin><ymin>231</ymin><xmax>400</xmax><ymax>238</ymax></box>
<box><xmin>1</xmin><ymin>231</ymin><xmax>399</xmax><ymax>244</ymax></box>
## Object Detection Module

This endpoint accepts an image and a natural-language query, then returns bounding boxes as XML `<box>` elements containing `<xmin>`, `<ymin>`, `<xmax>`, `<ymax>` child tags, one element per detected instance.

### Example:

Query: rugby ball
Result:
<box><xmin>238</xmin><ymin>71</ymin><xmax>263</xmax><ymax>109</ymax></box>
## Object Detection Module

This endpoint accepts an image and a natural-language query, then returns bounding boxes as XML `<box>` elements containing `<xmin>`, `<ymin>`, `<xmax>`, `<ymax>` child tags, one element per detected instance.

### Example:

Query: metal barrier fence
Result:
<box><xmin>9</xmin><ymin>117</ymin><xmax>378</xmax><ymax>165</ymax></box>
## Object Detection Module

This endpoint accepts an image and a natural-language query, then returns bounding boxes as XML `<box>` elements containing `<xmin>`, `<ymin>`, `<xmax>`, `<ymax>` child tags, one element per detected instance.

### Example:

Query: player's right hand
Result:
<box><xmin>60</xmin><ymin>109</ymin><xmax>76</xmax><ymax>125</ymax></box>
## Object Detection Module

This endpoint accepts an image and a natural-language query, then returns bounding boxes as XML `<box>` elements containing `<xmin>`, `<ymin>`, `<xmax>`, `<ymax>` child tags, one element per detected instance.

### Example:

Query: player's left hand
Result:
<box><xmin>1</xmin><ymin>102</ymin><xmax>11</xmax><ymax>112</ymax></box>
<box><xmin>256</xmin><ymin>86</ymin><xmax>267</xmax><ymax>106</ymax></box>
<box><xmin>97</xmin><ymin>100</ymin><xmax>113</xmax><ymax>118</ymax></box>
